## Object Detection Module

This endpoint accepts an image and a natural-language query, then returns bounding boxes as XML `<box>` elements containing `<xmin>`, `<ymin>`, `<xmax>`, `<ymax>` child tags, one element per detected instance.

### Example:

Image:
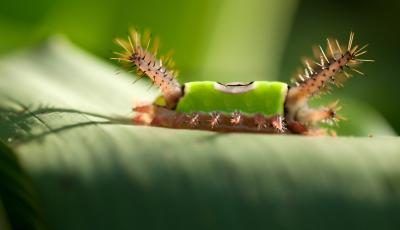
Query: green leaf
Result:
<box><xmin>0</xmin><ymin>38</ymin><xmax>400</xmax><ymax>230</ymax></box>
<box><xmin>0</xmin><ymin>140</ymin><xmax>45</xmax><ymax>230</ymax></box>
<box><xmin>0</xmin><ymin>198</ymin><xmax>12</xmax><ymax>230</ymax></box>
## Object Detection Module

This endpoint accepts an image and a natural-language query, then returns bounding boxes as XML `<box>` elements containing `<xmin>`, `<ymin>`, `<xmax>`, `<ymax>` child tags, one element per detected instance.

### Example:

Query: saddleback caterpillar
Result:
<box><xmin>113</xmin><ymin>30</ymin><xmax>373</xmax><ymax>135</ymax></box>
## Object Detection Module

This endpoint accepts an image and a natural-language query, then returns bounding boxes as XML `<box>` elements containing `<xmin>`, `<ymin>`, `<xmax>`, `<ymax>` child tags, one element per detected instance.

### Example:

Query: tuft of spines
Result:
<box><xmin>301</xmin><ymin>100</ymin><xmax>344</xmax><ymax>126</ymax></box>
<box><xmin>290</xmin><ymin>32</ymin><xmax>373</xmax><ymax>98</ymax></box>
<box><xmin>230</xmin><ymin>111</ymin><xmax>242</xmax><ymax>125</ymax></box>
<box><xmin>209</xmin><ymin>112</ymin><xmax>221</xmax><ymax>129</ymax></box>
<box><xmin>188</xmin><ymin>113</ymin><xmax>200</xmax><ymax>127</ymax></box>
<box><xmin>285</xmin><ymin>32</ymin><xmax>373</xmax><ymax>131</ymax></box>
<box><xmin>113</xmin><ymin>29</ymin><xmax>182</xmax><ymax>109</ymax></box>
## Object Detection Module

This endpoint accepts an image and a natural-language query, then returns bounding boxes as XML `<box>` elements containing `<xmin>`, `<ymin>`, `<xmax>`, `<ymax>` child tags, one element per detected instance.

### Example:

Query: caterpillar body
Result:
<box><xmin>113</xmin><ymin>30</ymin><xmax>373</xmax><ymax>135</ymax></box>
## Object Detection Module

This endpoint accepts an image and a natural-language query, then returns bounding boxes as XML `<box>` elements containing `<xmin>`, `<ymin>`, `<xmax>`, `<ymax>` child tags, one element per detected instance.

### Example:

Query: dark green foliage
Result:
<box><xmin>0</xmin><ymin>141</ymin><xmax>45</xmax><ymax>230</ymax></box>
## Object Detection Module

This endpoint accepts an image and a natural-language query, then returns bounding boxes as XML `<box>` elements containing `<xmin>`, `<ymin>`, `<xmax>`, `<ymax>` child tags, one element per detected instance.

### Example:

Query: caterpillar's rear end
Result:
<box><xmin>113</xmin><ymin>30</ymin><xmax>372</xmax><ymax>135</ymax></box>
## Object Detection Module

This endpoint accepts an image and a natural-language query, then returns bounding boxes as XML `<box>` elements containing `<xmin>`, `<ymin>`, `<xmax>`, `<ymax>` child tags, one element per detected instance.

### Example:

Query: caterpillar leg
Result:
<box><xmin>133</xmin><ymin>105</ymin><xmax>287</xmax><ymax>134</ymax></box>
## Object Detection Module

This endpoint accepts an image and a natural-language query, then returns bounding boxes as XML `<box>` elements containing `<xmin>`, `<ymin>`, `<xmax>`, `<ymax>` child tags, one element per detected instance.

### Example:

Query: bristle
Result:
<box><xmin>348</xmin><ymin>32</ymin><xmax>355</xmax><ymax>51</ymax></box>
<box><xmin>313</xmin><ymin>60</ymin><xmax>323</xmax><ymax>67</ymax></box>
<box><xmin>162</xmin><ymin>50</ymin><xmax>176</xmax><ymax>70</ymax></box>
<box><xmin>319</xmin><ymin>46</ymin><xmax>330</xmax><ymax>64</ymax></box>
<box><xmin>328</xmin><ymin>100</ymin><xmax>340</xmax><ymax>110</ymax></box>
<box><xmin>335</xmin><ymin>39</ymin><xmax>343</xmax><ymax>54</ymax></box>
<box><xmin>116</xmin><ymin>39</ymin><xmax>130</xmax><ymax>52</ymax></box>
<box><xmin>355</xmin><ymin>50</ymin><xmax>367</xmax><ymax>57</ymax></box>
<box><xmin>349</xmin><ymin>67</ymin><xmax>365</xmax><ymax>75</ymax></box>
<box><xmin>350</xmin><ymin>45</ymin><xmax>359</xmax><ymax>54</ymax></box>
<box><xmin>298</xmin><ymin>74</ymin><xmax>305</xmax><ymax>82</ymax></box>
<box><xmin>113</xmin><ymin>51</ymin><xmax>125</xmax><ymax>56</ymax></box>
<box><xmin>304</xmin><ymin>68</ymin><xmax>310</xmax><ymax>78</ymax></box>
<box><xmin>348</xmin><ymin>59</ymin><xmax>359</xmax><ymax>64</ymax></box>
<box><xmin>305</xmin><ymin>60</ymin><xmax>314</xmax><ymax>74</ymax></box>
<box><xmin>151</xmin><ymin>37</ymin><xmax>160</xmax><ymax>56</ymax></box>
<box><xmin>127</xmin><ymin>36</ymin><xmax>134</xmax><ymax>51</ymax></box>
<box><xmin>354</xmin><ymin>44</ymin><xmax>369</xmax><ymax>55</ymax></box>
<box><xmin>356</xmin><ymin>59</ymin><xmax>375</xmax><ymax>62</ymax></box>
<box><xmin>343</xmin><ymin>71</ymin><xmax>351</xmax><ymax>78</ymax></box>
<box><xmin>320</xmin><ymin>56</ymin><xmax>326</xmax><ymax>68</ymax></box>
<box><xmin>327</xmin><ymin>39</ymin><xmax>336</xmax><ymax>60</ymax></box>
<box><xmin>132</xmin><ymin>30</ymin><xmax>140</xmax><ymax>46</ymax></box>
<box><xmin>143</xmin><ymin>31</ymin><xmax>152</xmax><ymax>50</ymax></box>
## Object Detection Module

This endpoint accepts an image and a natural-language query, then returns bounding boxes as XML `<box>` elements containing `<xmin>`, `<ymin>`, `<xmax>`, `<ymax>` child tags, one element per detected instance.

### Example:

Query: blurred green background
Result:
<box><xmin>0</xmin><ymin>0</ymin><xmax>399</xmax><ymax>134</ymax></box>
